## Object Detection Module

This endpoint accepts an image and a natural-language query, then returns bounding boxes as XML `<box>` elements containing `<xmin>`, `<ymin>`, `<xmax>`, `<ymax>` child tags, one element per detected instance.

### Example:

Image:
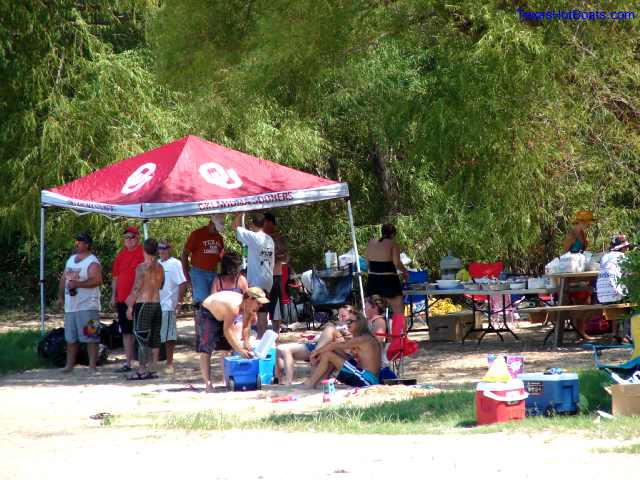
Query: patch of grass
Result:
<box><xmin>165</xmin><ymin>411</ymin><xmax>245</xmax><ymax>430</ymax></box>
<box><xmin>596</xmin><ymin>443</ymin><xmax>640</xmax><ymax>454</ymax></box>
<box><xmin>160</xmin><ymin>370</ymin><xmax>640</xmax><ymax>438</ymax></box>
<box><xmin>0</xmin><ymin>329</ymin><xmax>48</xmax><ymax>374</ymax></box>
<box><xmin>579</xmin><ymin>369</ymin><xmax>613</xmax><ymax>413</ymax></box>
<box><xmin>164</xmin><ymin>390</ymin><xmax>477</xmax><ymax>434</ymax></box>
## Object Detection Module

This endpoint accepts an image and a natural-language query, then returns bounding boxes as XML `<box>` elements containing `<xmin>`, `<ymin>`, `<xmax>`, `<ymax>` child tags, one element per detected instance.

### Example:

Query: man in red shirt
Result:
<box><xmin>111</xmin><ymin>226</ymin><xmax>144</xmax><ymax>372</ymax></box>
<box><xmin>181</xmin><ymin>216</ymin><xmax>225</xmax><ymax>306</ymax></box>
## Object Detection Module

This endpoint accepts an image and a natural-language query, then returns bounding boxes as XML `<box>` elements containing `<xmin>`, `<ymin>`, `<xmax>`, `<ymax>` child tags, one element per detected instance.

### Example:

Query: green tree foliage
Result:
<box><xmin>0</xmin><ymin>1</ymin><xmax>189</xmax><ymax>306</ymax></box>
<box><xmin>3</xmin><ymin>1</ymin><xmax>640</xmax><ymax>308</ymax></box>
<box><xmin>149</xmin><ymin>0</ymin><xmax>640</xmax><ymax>274</ymax></box>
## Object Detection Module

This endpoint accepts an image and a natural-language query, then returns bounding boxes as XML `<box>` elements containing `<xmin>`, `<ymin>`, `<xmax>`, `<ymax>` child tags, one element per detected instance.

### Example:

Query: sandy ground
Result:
<box><xmin>1</xmin><ymin>312</ymin><xmax>639</xmax><ymax>478</ymax></box>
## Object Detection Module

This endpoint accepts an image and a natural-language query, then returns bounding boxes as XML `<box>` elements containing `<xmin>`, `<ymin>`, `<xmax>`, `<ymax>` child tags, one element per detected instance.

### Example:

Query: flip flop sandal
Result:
<box><xmin>127</xmin><ymin>371</ymin><xmax>158</xmax><ymax>381</ymax></box>
<box><xmin>90</xmin><ymin>412</ymin><xmax>112</xmax><ymax>420</ymax></box>
<box><xmin>115</xmin><ymin>365</ymin><xmax>132</xmax><ymax>373</ymax></box>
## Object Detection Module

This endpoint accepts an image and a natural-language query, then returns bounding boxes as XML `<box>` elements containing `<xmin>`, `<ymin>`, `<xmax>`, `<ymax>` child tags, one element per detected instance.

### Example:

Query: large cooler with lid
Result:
<box><xmin>223</xmin><ymin>348</ymin><xmax>276</xmax><ymax>391</ymax></box>
<box><xmin>476</xmin><ymin>379</ymin><xmax>528</xmax><ymax>426</ymax></box>
<box><xmin>518</xmin><ymin>372</ymin><xmax>579</xmax><ymax>416</ymax></box>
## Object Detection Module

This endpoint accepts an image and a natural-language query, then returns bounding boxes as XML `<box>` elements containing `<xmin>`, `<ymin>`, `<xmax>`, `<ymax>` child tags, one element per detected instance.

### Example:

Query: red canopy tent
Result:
<box><xmin>39</xmin><ymin>135</ymin><xmax>364</xmax><ymax>330</ymax></box>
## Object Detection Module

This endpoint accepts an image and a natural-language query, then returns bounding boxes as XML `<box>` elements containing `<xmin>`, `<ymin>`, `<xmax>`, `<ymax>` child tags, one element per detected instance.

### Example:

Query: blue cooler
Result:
<box><xmin>518</xmin><ymin>372</ymin><xmax>579</xmax><ymax>416</ymax></box>
<box><xmin>223</xmin><ymin>348</ymin><xmax>276</xmax><ymax>391</ymax></box>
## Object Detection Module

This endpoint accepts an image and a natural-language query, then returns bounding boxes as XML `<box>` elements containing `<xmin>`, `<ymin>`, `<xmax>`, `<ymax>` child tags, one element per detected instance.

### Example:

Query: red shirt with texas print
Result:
<box><xmin>185</xmin><ymin>226</ymin><xmax>224</xmax><ymax>272</ymax></box>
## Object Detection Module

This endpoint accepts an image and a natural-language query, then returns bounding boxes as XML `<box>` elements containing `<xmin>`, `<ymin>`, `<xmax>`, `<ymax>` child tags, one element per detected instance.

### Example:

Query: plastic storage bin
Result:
<box><xmin>224</xmin><ymin>348</ymin><xmax>276</xmax><ymax>391</ymax></box>
<box><xmin>518</xmin><ymin>372</ymin><xmax>579</xmax><ymax>416</ymax></box>
<box><xmin>476</xmin><ymin>379</ymin><xmax>528</xmax><ymax>426</ymax></box>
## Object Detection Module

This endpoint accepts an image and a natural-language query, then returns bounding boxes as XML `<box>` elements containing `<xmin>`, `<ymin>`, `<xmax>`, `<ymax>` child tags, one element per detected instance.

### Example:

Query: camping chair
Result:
<box><xmin>467</xmin><ymin>261</ymin><xmax>504</xmax><ymax>307</ymax></box>
<box><xmin>309</xmin><ymin>265</ymin><xmax>354</xmax><ymax>329</ymax></box>
<box><xmin>403</xmin><ymin>270</ymin><xmax>429</xmax><ymax>331</ymax></box>
<box><xmin>585</xmin><ymin>313</ymin><xmax>640</xmax><ymax>382</ymax></box>
<box><xmin>286</xmin><ymin>273</ymin><xmax>314</xmax><ymax>330</ymax></box>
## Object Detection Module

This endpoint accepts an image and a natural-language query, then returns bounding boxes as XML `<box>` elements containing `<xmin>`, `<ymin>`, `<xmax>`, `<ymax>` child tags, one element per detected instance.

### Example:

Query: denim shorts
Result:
<box><xmin>191</xmin><ymin>267</ymin><xmax>217</xmax><ymax>304</ymax></box>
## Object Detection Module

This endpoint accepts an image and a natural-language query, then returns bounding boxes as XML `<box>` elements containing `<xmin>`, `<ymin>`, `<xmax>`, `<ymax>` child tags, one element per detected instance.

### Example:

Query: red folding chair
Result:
<box><xmin>467</xmin><ymin>261</ymin><xmax>504</xmax><ymax>303</ymax></box>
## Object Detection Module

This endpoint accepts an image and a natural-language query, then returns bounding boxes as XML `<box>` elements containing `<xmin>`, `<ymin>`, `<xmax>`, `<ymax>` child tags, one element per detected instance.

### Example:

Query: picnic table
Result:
<box><xmin>517</xmin><ymin>271</ymin><xmax>634</xmax><ymax>348</ymax></box>
<box><xmin>402</xmin><ymin>284</ymin><xmax>558</xmax><ymax>344</ymax></box>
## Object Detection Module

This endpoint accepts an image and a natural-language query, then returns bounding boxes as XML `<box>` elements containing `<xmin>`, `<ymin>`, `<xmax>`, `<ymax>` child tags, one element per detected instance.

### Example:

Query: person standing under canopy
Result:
<box><xmin>181</xmin><ymin>215</ymin><xmax>225</xmax><ymax>307</ymax></box>
<box><xmin>232</xmin><ymin>212</ymin><xmax>275</xmax><ymax>339</ymax></box>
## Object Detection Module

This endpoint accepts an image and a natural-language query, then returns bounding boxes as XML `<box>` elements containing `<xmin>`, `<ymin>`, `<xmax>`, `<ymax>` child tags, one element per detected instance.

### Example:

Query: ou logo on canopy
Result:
<box><xmin>121</xmin><ymin>163</ymin><xmax>156</xmax><ymax>194</ymax></box>
<box><xmin>199</xmin><ymin>162</ymin><xmax>243</xmax><ymax>189</ymax></box>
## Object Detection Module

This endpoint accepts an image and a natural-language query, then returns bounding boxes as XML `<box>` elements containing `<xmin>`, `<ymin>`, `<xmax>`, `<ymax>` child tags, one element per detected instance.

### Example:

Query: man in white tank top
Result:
<box><xmin>57</xmin><ymin>232</ymin><xmax>103</xmax><ymax>372</ymax></box>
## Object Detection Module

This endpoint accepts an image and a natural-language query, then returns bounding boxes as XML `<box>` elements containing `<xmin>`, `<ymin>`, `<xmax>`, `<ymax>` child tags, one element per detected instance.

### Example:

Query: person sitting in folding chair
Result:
<box><xmin>365</xmin><ymin>295</ymin><xmax>397</xmax><ymax>381</ymax></box>
<box><xmin>304</xmin><ymin>310</ymin><xmax>381</xmax><ymax>389</ymax></box>
<box><xmin>276</xmin><ymin>304</ymin><xmax>353</xmax><ymax>385</ymax></box>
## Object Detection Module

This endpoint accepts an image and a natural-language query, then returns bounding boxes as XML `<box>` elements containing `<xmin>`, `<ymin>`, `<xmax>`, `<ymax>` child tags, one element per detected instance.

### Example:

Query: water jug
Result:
<box><xmin>254</xmin><ymin>330</ymin><xmax>278</xmax><ymax>359</ymax></box>
<box><xmin>440</xmin><ymin>252</ymin><xmax>462</xmax><ymax>280</ymax></box>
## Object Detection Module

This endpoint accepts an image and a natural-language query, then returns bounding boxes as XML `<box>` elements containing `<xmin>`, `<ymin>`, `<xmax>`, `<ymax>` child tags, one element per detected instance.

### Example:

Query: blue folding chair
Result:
<box><xmin>403</xmin><ymin>270</ymin><xmax>429</xmax><ymax>331</ymax></box>
<box><xmin>309</xmin><ymin>265</ymin><xmax>354</xmax><ymax>329</ymax></box>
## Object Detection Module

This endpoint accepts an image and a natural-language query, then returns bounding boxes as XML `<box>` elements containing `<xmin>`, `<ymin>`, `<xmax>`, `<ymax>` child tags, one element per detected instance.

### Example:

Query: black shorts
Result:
<box><xmin>268</xmin><ymin>275</ymin><xmax>282</xmax><ymax>318</ymax></box>
<box><xmin>116</xmin><ymin>302</ymin><xmax>134</xmax><ymax>334</ymax></box>
<box><xmin>196</xmin><ymin>307</ymin><xmax>232</xmax><ymax>354</ymax></box>
<box><xmin>134</xmin><ymin>302</ymin><xmax>162</xmax><ymax>349</ymax></box>
<box><xmin>366</xmin><ymin>274</ymin><xmax>403</xmax><ymax>298</ymax></box>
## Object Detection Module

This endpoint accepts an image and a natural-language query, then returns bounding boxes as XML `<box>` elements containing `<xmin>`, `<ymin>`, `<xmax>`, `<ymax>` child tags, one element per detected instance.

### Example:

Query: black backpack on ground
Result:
<box><xmin>37</xmin><ymin>327</ymin><xmax>109</xmax><ymax>367</ymax></box>
<box><xmin>37</xmin><ymin>328</ymin><xmax>66</xmax><ymax>367</ymax></box>
<box><xmin>100</xmin><ymin>321</ymin><xmax>123</xmax><ymax>349</ymax></box>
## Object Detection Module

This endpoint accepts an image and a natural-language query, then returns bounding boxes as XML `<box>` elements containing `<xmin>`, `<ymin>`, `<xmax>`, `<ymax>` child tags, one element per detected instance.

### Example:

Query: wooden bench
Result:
<box><xmin>518</xmin><ymin>303</ymin><xmax>633</xmax><ymax>314</ymax></box>
<box><xmin>518</xmin><ymin>303</ymin><xmax>634</xmax><ymax>345</ymax></box>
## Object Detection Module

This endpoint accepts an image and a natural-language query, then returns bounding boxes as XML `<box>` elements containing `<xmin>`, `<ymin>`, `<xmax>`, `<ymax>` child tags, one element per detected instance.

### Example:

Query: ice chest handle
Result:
<box><xmin>483</xmin><ymin>390</ymin><xmax>529</xmax><ymax>402</ymax></box>
<box><xmin>230</xmin><ymin>357</ymin><xmax>256</xmax><ymax>371</ymax></box>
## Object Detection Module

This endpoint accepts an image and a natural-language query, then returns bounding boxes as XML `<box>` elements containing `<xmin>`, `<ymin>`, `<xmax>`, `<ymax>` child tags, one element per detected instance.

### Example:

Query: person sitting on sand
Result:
<box><xmin>304</xmin><ymin>310</ymin><xmax>381</xmax><ymax>389</ymax></box>
<box><xmin>276</xmin><ymin>304</ymin><xmax>354</xmax><ymax>385</ymax></box>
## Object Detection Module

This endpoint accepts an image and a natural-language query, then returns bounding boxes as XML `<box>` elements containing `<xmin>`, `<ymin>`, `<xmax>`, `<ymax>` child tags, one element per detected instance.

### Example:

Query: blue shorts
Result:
<box><xmin>336</xmin><ymin>359</ymin><xmax>379</xmax><ymax>387</ymax></box>
<box><xmin>191</xmin><ymin>267</ymin><xmax>217</xmax><ymax>304</ymax></box>
<box><xmin>305</xmin><ymin>342</ymin><xmax>317</xmax><ymax>353</ymax></box>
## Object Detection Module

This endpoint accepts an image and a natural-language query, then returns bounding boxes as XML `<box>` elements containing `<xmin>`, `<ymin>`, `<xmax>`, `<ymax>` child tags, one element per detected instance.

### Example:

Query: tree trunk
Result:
<box><xmin>368</xmin><ymin>138</ymin><xmax>397</xmax><ymax>214</ymax></box>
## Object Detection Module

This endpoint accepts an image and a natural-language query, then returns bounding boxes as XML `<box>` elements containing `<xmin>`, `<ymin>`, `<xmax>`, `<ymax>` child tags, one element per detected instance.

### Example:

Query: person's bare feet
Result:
<box><xmin>300</xmin><ymin>382</ymin><xmax>316</xmax><ymax>390</ymax></box>
<box><xmin>205</xmin><ymin>383</ymin><xmax>215</xmax><ymax>393</ymax></box>
<box><xmin>61</xmin><ymin>366</ymin><xmax>73</xmax><ymax>374</ymax></box>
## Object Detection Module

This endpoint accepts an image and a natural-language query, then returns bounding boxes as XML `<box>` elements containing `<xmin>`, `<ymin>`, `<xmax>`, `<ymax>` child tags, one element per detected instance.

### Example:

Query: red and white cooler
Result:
<box><xmin>476</xmin><ymin>379</ymin><xmax>528</xmax><ymax>426</ymax></box>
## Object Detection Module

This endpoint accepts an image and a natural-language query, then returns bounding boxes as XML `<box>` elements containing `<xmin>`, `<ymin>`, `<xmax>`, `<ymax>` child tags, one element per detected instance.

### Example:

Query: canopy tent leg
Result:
<box><xmin>142</xmin><ymin>219</ymin><xmax>149</xmax><ymax>240</ymax></box>
<box><xmin>39</xmin><ymin>206</ymin><xmax>46</xmax><ymax>334</ymax></box>
<box><xmin>346</xmin><ymin>199</ymin><xmax>365</xmax><ymax>308</ymax></box>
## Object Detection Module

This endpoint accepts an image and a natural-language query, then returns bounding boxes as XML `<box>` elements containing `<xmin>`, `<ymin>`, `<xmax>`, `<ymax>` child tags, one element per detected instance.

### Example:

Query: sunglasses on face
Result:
<box><xmin>124</xmin><ymin>235</ymin><xmax>137</xmax><ymax>240</ymax></box>
<box><xmin>158</xmin><ymin>245</ymin><xmax>170</xmax><ymax>250</ymax></box>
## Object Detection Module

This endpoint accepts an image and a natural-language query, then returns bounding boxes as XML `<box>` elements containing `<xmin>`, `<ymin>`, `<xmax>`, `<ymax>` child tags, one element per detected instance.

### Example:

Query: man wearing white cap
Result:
<box><xmin>597</xmin><ymin>234</ymin><xmax>631</xmax><ymax>340</ymax></box>
<box><xmin>597</xmin><ymin>234</ymin><xmax>631</xmax><ymax>304</ymax></box>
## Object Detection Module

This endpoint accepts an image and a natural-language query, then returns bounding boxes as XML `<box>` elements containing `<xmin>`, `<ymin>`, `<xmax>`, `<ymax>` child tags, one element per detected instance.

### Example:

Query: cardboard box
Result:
<box><xmin>428</xmin><ymin>311</ymin><xmax>482</xmax><ymax>341</ymax></box>
<box><xmin>606</xmin><ymin>384</ymin><xmax>640</xmax><ymax>416</ymax></box>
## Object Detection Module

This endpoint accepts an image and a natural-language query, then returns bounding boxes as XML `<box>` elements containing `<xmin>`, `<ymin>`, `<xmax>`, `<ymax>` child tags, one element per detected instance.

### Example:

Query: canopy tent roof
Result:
<box><xmin>41</xmin><ymin>135</ymin><xmax>349</xmax><ymax>218</ymax></box>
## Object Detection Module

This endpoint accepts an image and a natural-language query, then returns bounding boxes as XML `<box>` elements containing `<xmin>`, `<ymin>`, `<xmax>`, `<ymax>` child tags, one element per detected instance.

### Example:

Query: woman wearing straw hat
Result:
<box><xmin>561</xmin><ymin>210</ymin><xmax>597</xmax><ymax>340</ymax></box>
<box><xmin>563</xmin><ymin>210</ymin><xmax>595</xmax><ymax>254</ymax></box>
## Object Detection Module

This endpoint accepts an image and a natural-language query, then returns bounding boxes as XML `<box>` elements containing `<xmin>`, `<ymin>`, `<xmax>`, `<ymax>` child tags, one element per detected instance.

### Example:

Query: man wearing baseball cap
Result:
<box><xmin>57</xmin><ymin>232</ymin><xmax>103</xmax><ymax>372</ymax></box>
<box><xmin>157</xmin><ymin>239</ymin><xmax>187</xmax><ymax>372</ymax></box>
<box><xmin>111</xmin><ymin>225</ymin><xmax>144</xmax><ymax>372</ymax></box>
<box><xmin>597</xmin><ymin>234</ymin><xmax>631</xmax><ymax>304</ymax></box>
<box><xmin>198</xmin><ymin>287</ymin><xmax>269</xmax><ymax>392</ymax></box>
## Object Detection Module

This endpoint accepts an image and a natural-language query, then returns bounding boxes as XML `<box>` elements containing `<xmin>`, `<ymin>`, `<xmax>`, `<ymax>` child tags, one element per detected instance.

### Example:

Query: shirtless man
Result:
<box><xmin>276</xmin><ymin>304</ymin><xmax>353</xmax><ymax>385</ymax></box>
<box><xmin>198</xmin><ymin>287</ymin><xmax>269</xmax><ymax>392</ymax></box>
<box><xmin>304</xmin><ymin>310</ymin><xmax>381</xmax><ymax>389</ymax></box>
<box><xmin>125</xmin><ymin>238</ymin><xmax>164</xmax><ymax>380</ymax></box>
